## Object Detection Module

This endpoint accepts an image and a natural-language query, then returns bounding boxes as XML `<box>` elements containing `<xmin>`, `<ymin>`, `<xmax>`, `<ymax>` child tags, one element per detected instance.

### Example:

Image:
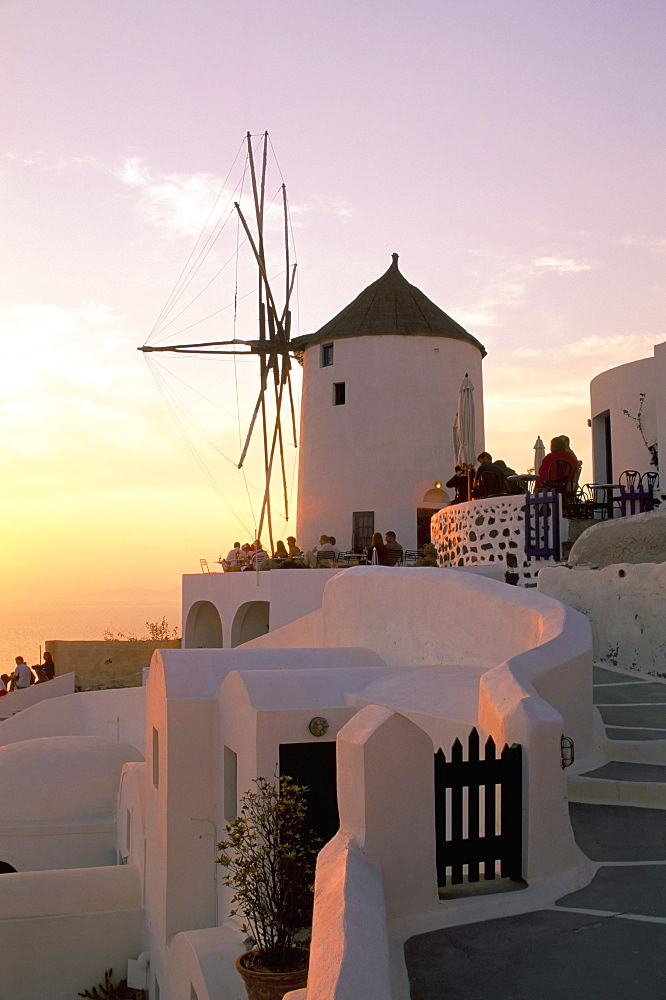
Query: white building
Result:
<box><xmin>0</xmin><ymin>567</ymin><xmax>595</xmax><ymax>1000</ymax></box>
<box><xmin>3</xmin><ymin>270</ymin><xmax>664</xmax><ymax>1000</ymax></box>
<box><xmin>590</xmin><ymin>338</ymin><xmax>665</xmax><ymax>486</ymax></box>
<box><xmin>293</xmin><ymin>254</ymin><xmax>486</xmax><ymax>552</ymax></box>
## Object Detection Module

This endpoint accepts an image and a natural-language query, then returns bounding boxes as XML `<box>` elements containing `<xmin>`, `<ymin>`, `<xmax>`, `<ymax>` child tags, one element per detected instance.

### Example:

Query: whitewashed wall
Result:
<box><xmin>0</xmin><ymin>686</ymin><xmax>146</xmax><ymax>753</ymax></box>
<box><xmin>0</xmin><ymin>672</ymin><xmax>74</xmax><ymax>720</ymax></box>
<box><xmin>297</xmin><ymin>334</ymin><xmax>484</xmax><ymax>552</ymax></box>
<box><xmin>0</xmin><ymin>866</ymin><xmax>143</xmax><ymax>1000</ymax></box>
<box><xmin>182</xmin><ymin>568</ymin><xmax>339</xmax><ymax>649</ymax></box>
<box><xmin>431</xmin><ymin>496</ymin><xmax>568</xmax><ymax>586</ymax></box>
<box><xmin>590</xmin><ymin>351</ymin><xmax>660</xmax><ymax>482</ymax></box>
<box><xmin>538</xmin><ymin>561</ymin><xmax>666</xmax><ymax>678</ymax></box>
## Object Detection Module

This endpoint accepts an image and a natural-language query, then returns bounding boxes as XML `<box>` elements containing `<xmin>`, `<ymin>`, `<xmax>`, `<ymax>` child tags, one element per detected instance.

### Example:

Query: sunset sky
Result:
<box><xmin>2</xmin><ymin>0</ymin><xmax>665</xmax><ymax>602</ymax></box>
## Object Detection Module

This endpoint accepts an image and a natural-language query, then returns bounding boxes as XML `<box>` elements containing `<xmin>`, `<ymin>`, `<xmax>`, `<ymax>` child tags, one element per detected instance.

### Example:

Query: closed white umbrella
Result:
<box><xmin>534</xmin><ymin>436</ymin><xmax>546</xmax><ymax>474</ymax></box>
<box><xmin>456</xmin><ymin>374</ymin><xmax>476</xmax><ymax>468</ymax></box>
<box><xmin>456</xmin><ymin>373</ymin><xmax>476</xmax><ymax>499</ymax></box>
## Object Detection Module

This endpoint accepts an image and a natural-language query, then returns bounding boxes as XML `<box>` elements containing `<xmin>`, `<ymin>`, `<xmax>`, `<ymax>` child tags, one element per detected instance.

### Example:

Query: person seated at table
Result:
<box><xmin>222</xmin><ymin>541</ymin><xmax>244</xmax><ymax>571</ymax></box>
<box><xmin>536</xmin><ymin>437</ymin><xmax>575</xmax><ymax>488</ymax></box>
<box><xmin>286</xmin><ymin>535</ymin><xmax>302</xmax><ymax>559</ymax></box>
<box><xmin>273</xmin><ymin>540</ymin><xmax>289</xmax><ymax>561</ymax></box>
<box><xmin>40</xmin><ymin>650</ymin><xmax>55</xmax><ymax>679</ymax></box>
<box><xmin>327</xmin><ymin>536</ymin><xmax>341</xmax><ymax>559</ymax></box>
<box><xmin>304</xmin><ymin>535</ymin><xmax>331</xmax><ymax>568</ymax></box>
<box><xmin>366</xmin><ymin>531</ymin><xmax>389</xmax><ymax>565</ymax></box>
<box><xmin>473</xmin><ymin>453</ymin><xmax>508</xmax><ymax>498</ymax></box>
<box><xmin>384</xmin><ymin>531</ymin><xmax>403</xmax><ymax>566</ymax></box>
<box><xmin>250</xmin><ymin>541</ymin><xmax>269</xmax><ymax>569</ymax></box>
<box><xmin>560</xmin><ymin>435</ymin><xmax>581</xmax><ymax>487</ymax></box>
<box><xmin>10</xmin><ymin>656</ymin><xmax>33</xmax><ymax>690</ymax></box>
<box><xmin>446</xmin><ymin>465</ymin><xmax>472</xmax><ymax>504</ymax></box>
<box><xmin>494</xmin><ymin>459</ymin><xmax>525</xmax><ymax>495</ymax></box>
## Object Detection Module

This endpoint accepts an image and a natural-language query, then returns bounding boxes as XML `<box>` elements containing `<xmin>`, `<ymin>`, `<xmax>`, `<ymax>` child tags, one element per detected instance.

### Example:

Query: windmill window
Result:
<box><xmin>320</xmin><ymin>342</ymin><xmax>334</xmax><ymax>367</ymax></box>
<box><xmin>152</xmin><ymin>727</ymin><xmax>159</xmax><ymax>787</ymax></box>
<box><xmin>333</xmin><ymin>382</ymin><xmax>346</xmax><ymax>406</ymax></box>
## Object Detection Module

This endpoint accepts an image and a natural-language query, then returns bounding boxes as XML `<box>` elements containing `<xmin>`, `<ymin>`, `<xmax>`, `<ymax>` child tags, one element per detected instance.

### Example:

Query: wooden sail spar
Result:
<box><xmin>138</xmin><ymin>132</ymin><xmax>298</xmax><ymax>552</ymax></box>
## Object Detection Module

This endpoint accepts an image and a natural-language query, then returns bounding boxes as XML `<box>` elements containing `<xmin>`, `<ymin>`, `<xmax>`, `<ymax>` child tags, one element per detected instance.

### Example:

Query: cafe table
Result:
<box><xmin>587</xmin><ymin>483</ymin><xmax>620</xmax><ymax>518</ymax></box>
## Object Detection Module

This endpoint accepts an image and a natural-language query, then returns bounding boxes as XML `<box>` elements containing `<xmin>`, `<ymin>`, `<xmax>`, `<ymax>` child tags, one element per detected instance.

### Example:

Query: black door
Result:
<box><xmin>417</xmin><ymin>507</ymin><xmax>435</xmax><ymax>549</ymax></box>
<box><xmin>279</xmin><ymin>741</ymin><xmax>339</xmax><ymax>846</ymax></box>
<box><xmin>352</xmin><ymin>511</ymin><xmax>374</xmax><ymax>554</ymax></box>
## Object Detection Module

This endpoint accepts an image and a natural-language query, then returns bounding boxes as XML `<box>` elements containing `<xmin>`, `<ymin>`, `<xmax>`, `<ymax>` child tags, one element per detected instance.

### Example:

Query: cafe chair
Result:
<box><xmin>540</xmin><ymin>460</ymin><xmax>573</xmax><ymax>497</ymax></box>
<box><xmin>642</xmin><ymin>471</ymin><xmax>660</xmax><ymax>506</ymax></box>
<box><xmin>581</xmin><ymin>484</ymin><xmax>612</xmax><ymax>519</ymax></box>
<box><xmin>474</xmin><ymin>469</ymin><xmax>507</xmax><ymax>499</ymax></box>
<box><xmin>563</xmin><ymin>487</ymin><xmax>596</xmax><ymax>520</ymax></box>
<box><xmin>618</xmin><ymin>469</ymin><xmax>641</xmax><ymax>489</ymax></box>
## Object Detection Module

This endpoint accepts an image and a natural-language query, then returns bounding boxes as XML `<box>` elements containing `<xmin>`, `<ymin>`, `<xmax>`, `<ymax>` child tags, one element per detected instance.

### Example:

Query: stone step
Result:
<box><xmin>601</xmin><ymin>737</ymin><xmax>666</xmax><ymax>764</ymax></box>
<box><xmin>568</xmin><ymin>760</ymin><xmax>666</xmax><ymax>809</ymax></box>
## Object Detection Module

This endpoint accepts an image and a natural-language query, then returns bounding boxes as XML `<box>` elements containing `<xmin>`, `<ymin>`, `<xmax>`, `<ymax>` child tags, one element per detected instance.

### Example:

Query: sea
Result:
<box><xmin>0</xmin><ymin>588</ymin><xmax>182</xmax><ymax>671</ymax></box>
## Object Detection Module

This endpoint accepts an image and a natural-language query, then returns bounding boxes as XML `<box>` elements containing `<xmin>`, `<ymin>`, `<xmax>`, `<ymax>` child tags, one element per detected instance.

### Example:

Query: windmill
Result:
<box><xmin>139</xmin><ymin>132</ymin><xmax>298</xmax><ymax>553</ymax></box>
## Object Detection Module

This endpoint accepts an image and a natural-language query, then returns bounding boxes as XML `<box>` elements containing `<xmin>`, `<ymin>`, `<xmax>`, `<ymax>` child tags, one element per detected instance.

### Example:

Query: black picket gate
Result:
<box><xmin>434</xmin><ymin>728</ymin><xmax>523</xmax><ymax>887</ymax></box>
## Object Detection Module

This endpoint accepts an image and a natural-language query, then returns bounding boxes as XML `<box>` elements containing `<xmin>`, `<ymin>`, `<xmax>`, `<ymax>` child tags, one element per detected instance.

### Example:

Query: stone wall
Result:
<box><xmin>47</xmin><ymin>639</ymin><xmax>181</xmax><ymax>691</ymax></box>
<box><xmin>431</xmin><ymin>496</ymin><xmax>564</xmax><ymax>586</ymax></box>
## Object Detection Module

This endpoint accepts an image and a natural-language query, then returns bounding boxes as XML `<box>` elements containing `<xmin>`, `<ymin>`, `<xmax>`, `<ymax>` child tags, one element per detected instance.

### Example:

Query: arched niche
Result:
<box><xmin>231</xmin><ymin>601</ymin><xmax>270</xmax><ymax>648</ymax></box>
<box><xmin>422</xmin><ymin>486</ymin><xmax>448</xmax><ymax>505</ymax></box>
<box><xmin>0</xmin><ymin>861</ymin><xmax>18</xmax><ymax>874</ymax></box>
<box><xmin>184</xmin><ymin>601</ymin><xmax>223</xmax><ymax>648</ymax></box>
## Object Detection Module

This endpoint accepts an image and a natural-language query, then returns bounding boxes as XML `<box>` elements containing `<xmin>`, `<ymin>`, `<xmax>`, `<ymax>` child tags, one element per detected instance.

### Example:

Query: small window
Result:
<box><xmin>152</xmin><ymin>727</ymin><xmax>159</xmax><ymax>788</ymax></box>
<box><xmin>333</xmin><ymin>382</ymin><xmax>346</xmax><ymax>406</ymax></box>
<box><xmin>126</xmin><ymin>808</ymin><xmax>132</xmax><ymax>857</ymax></box>
<box><xmin>224</xmin><ymin>746</ymin><xmax>238</xmax><ymax>821</ymax></box>
<box><xmin>320</xmin><ymin>342</ymin><xmax>334</xmax><ymax>367</ymax></box>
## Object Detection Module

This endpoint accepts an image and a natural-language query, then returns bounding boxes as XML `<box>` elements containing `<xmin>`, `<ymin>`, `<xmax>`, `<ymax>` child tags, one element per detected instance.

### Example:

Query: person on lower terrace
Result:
<box><xmin>384</xmin><ymin>531</ymin><xmax>403</xmax><ymax>565</ymax></box>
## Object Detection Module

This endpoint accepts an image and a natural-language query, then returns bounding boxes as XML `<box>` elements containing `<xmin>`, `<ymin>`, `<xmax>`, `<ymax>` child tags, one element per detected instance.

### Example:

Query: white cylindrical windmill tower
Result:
<box><xmin>293</xmin><ymin>254</ymin><xmax>486</xmax><ymax>553</ymax></box>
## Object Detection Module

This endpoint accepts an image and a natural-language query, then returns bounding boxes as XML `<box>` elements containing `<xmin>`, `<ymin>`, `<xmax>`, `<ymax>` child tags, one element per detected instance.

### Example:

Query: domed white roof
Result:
<box><xmin>0</xmin><ymin>736</ymin><xmax>144</xmax><ymax>823</ymax></box>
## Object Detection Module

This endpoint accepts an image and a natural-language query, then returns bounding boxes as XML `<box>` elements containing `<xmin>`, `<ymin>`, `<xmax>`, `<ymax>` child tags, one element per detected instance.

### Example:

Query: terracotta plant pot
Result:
<box><xmin>235</xmin><ymin>951</ymin><xmax>308</xmax><ymax>1000</ymax></box>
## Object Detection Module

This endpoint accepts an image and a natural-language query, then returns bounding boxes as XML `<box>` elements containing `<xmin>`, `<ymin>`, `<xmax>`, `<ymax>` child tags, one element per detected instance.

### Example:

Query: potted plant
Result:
<box><xmin>216</xmin><ymin>774</ymin><xmax>319</xmax><ymax>1000</ymax></box>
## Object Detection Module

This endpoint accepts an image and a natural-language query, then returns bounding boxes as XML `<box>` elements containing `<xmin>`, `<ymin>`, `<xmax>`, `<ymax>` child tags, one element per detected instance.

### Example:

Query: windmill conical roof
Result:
<box><xmin>292</xmin><ymin>253</ymin><xmax>486</xmax><ymax>356</ymax></box>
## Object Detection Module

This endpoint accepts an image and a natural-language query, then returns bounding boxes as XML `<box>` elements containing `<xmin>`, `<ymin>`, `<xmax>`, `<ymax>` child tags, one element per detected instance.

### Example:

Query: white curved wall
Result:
<box><xmin>297</xmin><ymin>335</ymin><xmax>484</xmax><ymax>551</ymax></box>
<box><xmin>590</xmin><ymin>354</ymin><xmax>657</xmax><ymax>481</ymax></box>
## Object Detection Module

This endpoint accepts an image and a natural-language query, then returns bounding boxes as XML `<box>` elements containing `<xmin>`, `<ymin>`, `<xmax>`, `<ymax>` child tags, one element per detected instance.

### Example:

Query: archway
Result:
<box><xmin>184</xmin><ymin>601</ymin><xmax>223</xmax><ymax>648</ymax></box>
<box><xmin>231</xmin><ymin>601</ymin><xmax>270</xmax><ymax>647</ymax></box>
<box><xmin>0</xmin><ymin>861</ymin><xmax>17</xmax><ymax>874</ymax></box>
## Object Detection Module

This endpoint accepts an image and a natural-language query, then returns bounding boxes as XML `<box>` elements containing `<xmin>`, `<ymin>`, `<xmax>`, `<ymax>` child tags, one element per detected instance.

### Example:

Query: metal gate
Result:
<box><xmin>434</xmin><ymin>728</ymin><xmax>523</xmax><ymax>887</ymax></box>
<box><xmin>524</xmin><ymin>488</ymin><xmax>560</xmax><ymax>560</ymax></box>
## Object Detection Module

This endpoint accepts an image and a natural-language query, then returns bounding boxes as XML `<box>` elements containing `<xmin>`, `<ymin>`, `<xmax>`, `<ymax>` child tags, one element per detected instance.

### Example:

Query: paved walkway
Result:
<box><xmin>405</xmin><ymin>665</ymin><xmax>666</xmax><ymax>999</ymax></box>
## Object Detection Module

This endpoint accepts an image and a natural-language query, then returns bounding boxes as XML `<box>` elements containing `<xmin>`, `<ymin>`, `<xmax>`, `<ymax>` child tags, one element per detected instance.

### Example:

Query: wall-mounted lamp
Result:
<box><xmin>308</xmin><ymin>716</ymin><xmax>329</xmax><ymax>738</ymax></box>
<box><xmin>560</xmin><ymin>735</ymin><xmax>575</xmax><ymax>769</ymax></box>
<box><xmin>434</xmin><ymin>482</ymin><xmax>442</xmax><ymax>490</ymax></box>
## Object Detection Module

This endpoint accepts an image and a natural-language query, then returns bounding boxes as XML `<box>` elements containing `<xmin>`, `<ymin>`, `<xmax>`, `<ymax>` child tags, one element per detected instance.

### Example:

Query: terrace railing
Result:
<box><xmin>524</xmin><ymin>488</ymin><xmax>561</xmax><ymax>560</ymax></box>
